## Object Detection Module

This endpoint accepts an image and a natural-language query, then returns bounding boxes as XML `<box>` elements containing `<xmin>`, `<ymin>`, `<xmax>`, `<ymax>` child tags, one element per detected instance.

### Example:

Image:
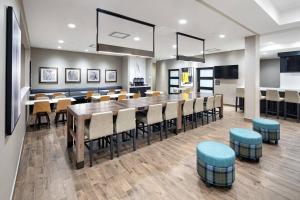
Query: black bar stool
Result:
<box><xmin>266</xmin><ymin>90</ymin><xmax>284</xmax><ymax>119</ymax></box>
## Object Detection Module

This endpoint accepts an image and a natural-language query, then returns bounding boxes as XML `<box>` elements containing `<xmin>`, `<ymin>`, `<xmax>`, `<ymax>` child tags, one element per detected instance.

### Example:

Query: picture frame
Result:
<box><xmin>5</xmin><ymin>6</ymin><xmax>21</xmax><ymax>135</ymax></box>
<box><xmin>65</xmin><ymin>68</ymin><xmax>81</xmax><ymax>83</ymax></box>
<box><xmin>105</xmin><ymin>70</ymin><xmax>117</xmax><ymax>83</ymax></box>
<box><xmin>87</xmin><ymin>69</ymin><xmax>100</xmax><ymax>83</ymax></box>
<box><xmin>39</xmin><ymin>67</ymin><xmax>58</xmax><ymax>83</ymax></box>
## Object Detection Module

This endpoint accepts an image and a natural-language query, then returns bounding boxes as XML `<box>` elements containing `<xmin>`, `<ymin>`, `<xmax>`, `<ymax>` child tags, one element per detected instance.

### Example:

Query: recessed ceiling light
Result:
<box><xmin>84</xmin><ymin>49</ymin><xmax>89</xmax><ymax>52</ymax></box>
<box><xmin>178</xmin><ymin>19</ymin><xmax>187</xmax><ymax>25</ymax></box>
<box><xmin>263</xmin><ymin>52</ymin><xmax>267</xmax><ymax>55</ymax></box>
<box><xmin>219</xmin><ymin>34</ymin><xmax>226</xmax><ymax>38</ymax></box>
<box><xmin>67</xmin><ymin>23</ymin><xmax>76</xmax><ymax>29</ymax></box>
<box><xmin>172</xmin><ymin>45</ymin><xmax>177</xmax><ymax>49</ymax></box>
<box><xmin>58</xmin><ymin>40</ymin><xmax>64</xmax><ymax>44</ymax></box>
<box><xmin>57</xmin><ymin>46</ymin><xmax>62</xmax><ymax>49</ymax></box>
<box><xmin>133</xmin><ymin>37</ymin><xmax>140</xmax><ymax>41</ymax></box>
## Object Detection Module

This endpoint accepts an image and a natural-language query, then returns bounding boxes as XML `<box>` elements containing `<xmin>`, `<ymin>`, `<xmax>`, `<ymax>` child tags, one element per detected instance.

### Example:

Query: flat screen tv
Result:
<box><xmin>214</xmin><ymin>65</ymin><xmax>238</xmax><ymax>79</ymax></box>
<box><xmin>280</xmin><ymin>56</ymin><xmax>300</xmax><ymax>73</ymax></box>
<box><xmin>6</xmin><ymin>6</ymin><xmax>21</xmax><ymax>135</ymax></box>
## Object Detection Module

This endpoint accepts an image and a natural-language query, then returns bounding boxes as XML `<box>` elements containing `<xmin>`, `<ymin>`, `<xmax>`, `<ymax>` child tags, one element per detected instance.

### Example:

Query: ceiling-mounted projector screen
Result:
<box><xmin>176</xmin><ymin>32</ymin><xmax>205</xmax><ymax>63</ymax></box>
<box><xmin>97</xmin><ymin>9</ymin><xmax>155</xmax><ymax>57</ymax></box>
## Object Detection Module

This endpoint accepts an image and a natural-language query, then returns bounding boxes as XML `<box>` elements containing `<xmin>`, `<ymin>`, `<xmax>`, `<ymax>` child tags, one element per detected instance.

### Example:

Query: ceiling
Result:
<box><xmin>23</xmin><ymin>0</ymin><xmax>300</xmax><ymax>60</ymax></box>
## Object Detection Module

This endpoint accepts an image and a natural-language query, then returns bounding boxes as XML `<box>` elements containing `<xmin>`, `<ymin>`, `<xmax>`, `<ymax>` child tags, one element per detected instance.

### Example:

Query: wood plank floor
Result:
<box><xmin>13</xmin><ymin>106</ymin><xmax>300</xmax><ymax>200</ymax></box>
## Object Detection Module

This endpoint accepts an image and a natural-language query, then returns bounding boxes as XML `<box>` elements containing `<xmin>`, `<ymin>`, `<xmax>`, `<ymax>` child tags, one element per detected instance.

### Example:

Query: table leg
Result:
<box><xmin>75</xmin><ymin>117</ymin><xmax>85</xmax><ymax>169</ymax></box>
<box><xmin>220</xmin><ymin>95</ymin><xmax>224</xmax><ymax>118</ymax></box>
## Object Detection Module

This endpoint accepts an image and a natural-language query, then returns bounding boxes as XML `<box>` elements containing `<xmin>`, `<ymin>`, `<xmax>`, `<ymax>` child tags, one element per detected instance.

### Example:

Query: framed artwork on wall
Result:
<box><xmin>39</xmin><ymin>67</ymin><xmax>58</xmax><ymax>83</ymax></box>
<box><xmin>105</xmin><ymin>70</ymin><xmax>117</xmax><ymax>82</ymax></box>
<box><xmin>65</xmin><ymin>68</ymin><xmax>81</xmax><ymax>83</ymax></box>
<box><xmin>87</xmin><ymin>69</ymin><xmax>100</xmax><ymax>83</ymax></box>
<box><xmin>6</xmin><ymin>6</ymin><xmax>21</xmax><ymax>135</ymax></box>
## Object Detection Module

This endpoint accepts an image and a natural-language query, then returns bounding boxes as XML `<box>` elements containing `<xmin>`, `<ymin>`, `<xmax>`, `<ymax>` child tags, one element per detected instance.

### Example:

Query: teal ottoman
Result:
<box><xmin>230</xmin><ymin>128</ymin><xmax>262</xmax><ymax>161</ymax></box>
<box><xmin>196</xmin><ymin>141</ymin><xmax>235</xmax><ymax>187</ymax></box>
<box><xmin>252</xmin><ymin>118</ymin><xmax>280</xmax><ymax>144</ymax></box>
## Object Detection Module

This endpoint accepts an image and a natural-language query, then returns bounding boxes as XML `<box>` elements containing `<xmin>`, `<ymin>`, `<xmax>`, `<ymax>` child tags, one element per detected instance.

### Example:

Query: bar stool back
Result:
<box><xmin>205</xmin><ymin>96</ymin><xmax>216</xmax><ymax>122</ymax></box>
<box><xmin>100</xmin><ymin>95</ymin><xmax>110</xmax><ymax>102</ymax></box>
<box><xmin>115</xmin><ymin>108</ymin><xmax>137</xmax><ymax>156</ymax></box>
<box><xmin>266</xmin><ymin>90</ymin><xmax>284</xmax><ymax>119</ymax></box>
<box><xmin>284</xmin><ymin>90</ymin><xmax>300</xmax><ymax>122</ymax></box>
<box><xmin>164</xmin><ymin>102</ymin><xmax>178</xmax><ymax>138</ymax></box>
<box><xmin>236</xmin><ymin>88</ymin><xmax>244</xmax><ymax>112</ymax></box>
<box><xmin>85</xmin><ymin>112</ymin><xmax>114</xmax><ymax>166</ymax></box>
<box><xmin>183</xmin><ymin>99</ymin><xmax>194</xmax><ymax>132</ymax></box>
<box><xmin>194</xmin><ymin>97</ymin><xmax>204</xmax><ymax>127</ymax></box>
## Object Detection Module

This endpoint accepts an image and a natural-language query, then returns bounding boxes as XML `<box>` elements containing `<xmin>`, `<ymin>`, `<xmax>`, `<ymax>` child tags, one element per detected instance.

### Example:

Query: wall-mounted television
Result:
<box><xmin>280</xmin><ymin>56</ymin><xmax>300</xmax><ymax>73</ymax></box>
<box><xmin>214</xmin><ymin>65</ymin><xmax>238</xmax><ymax>79</ymax></box>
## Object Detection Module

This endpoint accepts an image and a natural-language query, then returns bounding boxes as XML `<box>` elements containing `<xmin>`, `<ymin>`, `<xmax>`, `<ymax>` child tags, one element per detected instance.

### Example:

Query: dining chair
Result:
<box><xmin>114</xmin><ymin>108</ymin><xmax>137</xmax><ymax>157</ymax></box>
<box><xmin>136</xmin><ymin>104</ymin><xmax>163</xmax><ymax>145</ymax></box>
<box><xmin>55</xmin><ymin>99</ymin><xmax>71</xmax><ymax>125</ymax></box>
<box><xmin>100</xmin><ymin>95</ymin><xmax>110</xmax><ymax>102</ymax></box>
<box><xmin>52</xmin><ymin>92</ymin><xmax>65</xmax><ymax>99</ymax></box>
<box><xmin>120</xmin><ymin>89</ymin><xmax>127</xmax><ymax>94</ymax></box>
<box><xmin>85</xmin><ymin>91</ymin><xmax>94</xmax><ymax>102</ymax></box>
<box><xmin>163</xmin><ymin>101</ymin><xmax>178</xmax><ymax>138</ymax></box>
<box><xmin>235</xmin><ymin>88</ymin><xmax>244</xmax><ymax>112</ymax></box>
<box><xmin>153</xmin><ymin>91</ymin><xmax>161</xmax><ymax>96</ymax></box>
<box><xmin>214</xmin><ymin>95</ymin><xmax>222</xmax><ymax>119</ymax></box>
<box><xmin>118</xmin><ymin>94</ymin><xmax>127</xmax><ymax>101</ymax></box>
<box><xmin>284</xmin><ymin>90</ymin><xmax>300</xmax><ymax>122</ymax></box>
<box><xmin>266</xmin><ymin>90</ymin><xmax>284</xmax><ymax>119</ymax></box>
<box><xmin>107</xmin><ymin>89</ymin><xmax>115</xmax><ymax>95</ymax></box>
<box><xmin>34</xmin><ymin>93</ymin><xmax>47</xmax><ymax>100</ymax></box>
<box><xmin>182</xmin><ymin>99</ymin><xmax>194</xmax><ymax>132</ymax></box>
<box><xmin>133</xmin><ymin>92</ymin><xmax>141</xmax><ymax>99</ymax></box>
<box><xmin>32</xmin><ymin>101</ymin><xmax>51</xmax><ymax>128</ymax></box>
<box><xmin>35</xmin><ymin>96</ymin><xmax>49</xmax><ymax>100</ymax></box>
<box><xmin>194</xmin><ymin>97</ymin><xmax>204</xmax><ymax>127</ymax></box>
<box><xmin>204</xmin><ymin>96</ymin><xmax>216</xmax><ymax>123</ymax></box>
<box><xmin>84</xmin><ymin>111</ymin><xmax>114</xmax><ymax>167</ymax></box>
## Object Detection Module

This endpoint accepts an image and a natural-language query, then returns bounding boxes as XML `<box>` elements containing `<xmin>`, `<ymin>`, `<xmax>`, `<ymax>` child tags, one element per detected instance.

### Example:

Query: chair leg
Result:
<box><xmin>109</xmin><ymin>135</ymin><xmax>114</xmax><ymax>160</ymax></box>
<box><xmin>174</xmin><ymin>119</ymin><xmax>178</xmax><ymax>134</ymax></box>
<box><xmin>266</xmin><ymin>101</ymin><xmax>268</xmax><ymax>117</ymax></box>
<box><xmin>159</xmin><ymin>122</ymin><xmax>163</xmax><ymax>141</ymax></box>
<box><xmin>235</xmin><ymin>97</ymin><xmax>238</xmax><ymax>112</ymax></box>
<box><xmin>206</xmin><ymin>112</ymin><xmax>209</xmax><ymax>123</ymax></box>
<box><xmin>284</xmin><ymin>102</ymin><xmax>287</xmax><ymax>120</ymax></box>
<box><xmin>191</xmin><ymin>114</ymin><xmax>194</xmax><ymax>129</ymax></box>
<box><xmin>46</xmin><ymin>113</ymin><xmax>50</xmax><ymax>127</ymax></box>
<box><xmin>132</xmin><ymin>130</ymin><xmax>137</xmax><ymax>151</ymax></box>
<box><xmin>194</xmin><ymin>113</ymin><xmax>198</xmax><ymax>128</ymax></box>
<box><xmin>116</xmin><ymin>133</ymin><xmax>121</xmax><ymax>157</ymax></box>
<box><xmin>164</xmin><ymin>120</ymin><xmax>168</xmax><ymax>139</ymax></box>
<box><xmin>147</xmin><ymin>125</ymin><xmax>151</xmax><ymax>145</ymax></box>
<box><xmin>183</xmin><ymin>116</ymin><xmax>186</xmax><ymax>132</ymax></box>
<box><xmin>298</xmin><ymin>104</ymin><xmax>300</xmax><ymax>123</ymax></box>
<box><xmin>89</xmin><ymin>140</ymin><xmax>94</xmax><ymax>167</ymax></box>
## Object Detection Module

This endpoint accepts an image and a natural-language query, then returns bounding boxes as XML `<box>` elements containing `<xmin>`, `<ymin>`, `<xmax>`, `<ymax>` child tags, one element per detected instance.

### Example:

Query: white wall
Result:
<box><xmin>156</xmin><ymin>50</ymin><xmax>245</xmax><ymax>105</ymax></box>
<box><xmin>30</xmin><ymin>48</ymin><xmax>123</xmax><ymax>89</ymax></box>
<box><xmin>280</xmin><ymin>73</ymin><xmax>300</xmax><ymax>89</ymax></box>
<box><xmin>0</xmin><ymin>0</ymin><xmax>31</xmax><ymax>199</ymax></box>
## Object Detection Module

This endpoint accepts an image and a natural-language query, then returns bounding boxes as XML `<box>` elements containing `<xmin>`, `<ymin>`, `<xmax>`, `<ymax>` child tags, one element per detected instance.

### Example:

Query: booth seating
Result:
<box><xmin>235</xmin><ymin>88</ymin><xmax>244</xmax><ymax>112</ymax></box>
<box><xmin>229</xmin><ymin>128</ymin><xmax>262</xmax><ymax>161</ymax></box>
<box><xmin>252</xmin><ymin>118</ymin><xmax>280</xmax><ymax>144</ymax></box>
<box><xmin>284</xmin><ymin>90</ymin><xmax>300</xmax><ymax>122</ymax></box>
<box><xmin>266</xmin><ymin>90</ymin><xmax>284</xmax><ymax>119</ymax></box>
<box><xmin>197</xmin><ymin>141</ymin><xmax>235</xmax><ymax>188</ymax></box>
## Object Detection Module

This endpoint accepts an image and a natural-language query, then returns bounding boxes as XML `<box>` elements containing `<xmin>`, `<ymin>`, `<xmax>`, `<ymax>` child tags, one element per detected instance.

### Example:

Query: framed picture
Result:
<box><xmin>39</xmin><ymin>67</ymin><xmax>58</xmax><ymax>83</ymax></box>
<box><xmin>5</xmin><ymin>7</ymin><xmax>21</xmax><ymax>135</ymax></box>
<box><xmin>65</xmin><ymin>68</ymin><xmax>81</xmax><ymax>83</ymax></box>
<box><xmin>105</xmin><ymin>70</ymin><xmax>117</xmax><ymax>82</ymax></box>
<box><xmin>87</xmin><ymin>69</ymin><xmax>100</xmax><ymax>83</ymax></box>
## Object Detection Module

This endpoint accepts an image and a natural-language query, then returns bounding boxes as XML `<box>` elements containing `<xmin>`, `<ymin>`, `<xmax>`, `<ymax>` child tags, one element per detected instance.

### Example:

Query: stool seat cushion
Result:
<box><xmin>230</xmin><ymin>128</ymin><xmax>262</xmax><ymax>145</ymax></box>
<box><xmin>197</xmin><ymin>141</ymin><xmax>235</xmax><ymax>168</ymax></box>
<box><xmin>252</xmin><ymin>118</ymin><xmax>279</xmax><ymax>130</ymax></box>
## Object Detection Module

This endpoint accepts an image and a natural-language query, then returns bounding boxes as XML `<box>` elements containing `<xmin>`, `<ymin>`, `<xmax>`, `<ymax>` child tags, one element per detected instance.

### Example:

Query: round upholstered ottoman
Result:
<box><xmin>230</xmin><ymin>128</ymin><xmax>262</xmax><ymax>162</ymax></box>
<box><xmin>196</xmin><ymin>141</ymin><xmax>235</xmax><ymax>187</ymax></box>
<box><xmin>252</xmin><ymin>118</ymin><xmax>280</xmax><ymax>144</ymax></box>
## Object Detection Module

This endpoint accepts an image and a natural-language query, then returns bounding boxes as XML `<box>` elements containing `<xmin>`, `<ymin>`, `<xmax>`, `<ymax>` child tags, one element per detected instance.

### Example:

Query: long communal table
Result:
<box><xmin>66</xmin><ymin>93</ymin><xmax>223</xmax><ymax>169</ymax></box>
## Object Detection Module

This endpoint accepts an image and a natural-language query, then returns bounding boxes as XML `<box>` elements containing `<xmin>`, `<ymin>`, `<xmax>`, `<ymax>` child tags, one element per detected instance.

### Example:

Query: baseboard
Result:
<box><xmin>9</xmin><ymin>133</ymin><xmax>25</xmax><ymax>200</ymax></box>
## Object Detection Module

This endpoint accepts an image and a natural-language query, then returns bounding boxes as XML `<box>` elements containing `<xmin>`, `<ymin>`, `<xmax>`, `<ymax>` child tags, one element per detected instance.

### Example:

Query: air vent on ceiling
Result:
<box><xmin>109</xmin><ymin>31</ymin><xmax>130</xmax><ymax>39</ymax></box>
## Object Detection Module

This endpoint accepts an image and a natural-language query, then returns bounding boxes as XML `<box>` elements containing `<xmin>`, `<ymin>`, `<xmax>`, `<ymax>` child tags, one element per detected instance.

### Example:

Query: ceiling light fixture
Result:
<box><xmin>58</xmin><ymin>40</ymin><xmax>64</xmax><ymax>44</ymax></box>
<box><xmin>172</xmin><ymin>45</ymin><xmax>177</xmax><ymax>49</ymax></box>
<box><xmin>178</xmin><ymin>19</ymin><xmax>187</xmax><ymax>25</ymax></box>
<box><xmin>219</xmin><ymin>34</ymin><xmax>226</xmax><ymax>38</ymax></box>
<box><xmin>133</xmin><ymin>37</ymin><xmax>140</xmax><ymax>41</ymax></box>
<box><xmin>85</xmin><ymin>49</ymin><xmax>89</xmax><ymax>52</ymax></box>
<box><xmin>57</xmin><ymin>46</ymin><xmax>62</xmax><ymax>49</ymax></box>
<box><xmin>67</xmin><ymin>23</ymin><xmax>76</xmax><ymax>29</ymax></box>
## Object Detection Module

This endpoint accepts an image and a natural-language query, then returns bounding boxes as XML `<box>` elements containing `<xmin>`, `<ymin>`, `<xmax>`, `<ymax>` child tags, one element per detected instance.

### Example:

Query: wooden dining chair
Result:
<box><xmin>52</xmin><ymin>92</ymin><xmax>65</xmax><ymax>99</ymax></box>
<box><xmin>100</xmin><ymin>95</ymin><xmax>110</xmax><ymax>102</ymax></box>
<box><xmin>153</xmin><ymin>91</ymin><xmax>161</xmax><ymax>96</ymax></box>
<box><xmin>34</xmin><ymin>93</ymin><xmax>47</xmax><ymax>100</ymax></box>
<box><xmin>107</xmin><ymin>89</ymin><xmax>115</xmax><ymax>95</ymax></box>
<box><xmin>120</xmin><ymin>89</ymin><xmax>127</xmax><ymax>94</ymax></box>
<box><xmin>33</xmin><ymin>101</ymin><xmax>51</xmax><ymax>128</ymax></box>
<box><xmin>118</xmin><ymin>94</ymin><xmax>127</xmax><ymax>101</ymax></box>
<box><xmin>163</xmin><ymin>101</ymin><xmax>178</xmax><ymax>138</ymax></box>
<box><xmin>55</xmin><ymin>99</ymin><xmax>71</xmax><ymax>125</ymax></box>
<box><xmin>85</xmin><ymin>91</ymin><xmax>94</xmax><ymax>102</ymax></box>
<box><xmin>133</xmin><ymin>92</ymin><xmax>141</xmax><ymax>99</ymax></box>
<box><xmin>84</xmin><ymin>112</ymin><xmax>114</xmax><ymax>167</ymax></box>
<box><xmin>35</xmin><ymin>96</ymin><xmax>49</xmax><ymax>100</ymax></box>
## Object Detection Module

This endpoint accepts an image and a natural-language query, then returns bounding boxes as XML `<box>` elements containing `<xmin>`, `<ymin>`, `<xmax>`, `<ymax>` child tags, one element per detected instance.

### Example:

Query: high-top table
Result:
<box><xmin>67</xmin><ymin>93</ymin><xmax>223</xmax><ymax>169</ymax></box>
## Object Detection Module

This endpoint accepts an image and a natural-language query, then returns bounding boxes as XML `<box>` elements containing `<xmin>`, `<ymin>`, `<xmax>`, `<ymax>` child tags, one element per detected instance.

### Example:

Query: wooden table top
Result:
<box><xmin>68</xmin><ymin>93</ymin><xmax>216</xmax><ymax>118</ymax></box>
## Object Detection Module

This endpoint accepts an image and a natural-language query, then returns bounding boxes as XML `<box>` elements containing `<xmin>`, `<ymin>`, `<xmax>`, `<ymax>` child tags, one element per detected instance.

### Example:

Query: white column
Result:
<box><xmin>244</xmin><ymin>35</ymin><xmax>260</xmax><ymax>119</ymax></box>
